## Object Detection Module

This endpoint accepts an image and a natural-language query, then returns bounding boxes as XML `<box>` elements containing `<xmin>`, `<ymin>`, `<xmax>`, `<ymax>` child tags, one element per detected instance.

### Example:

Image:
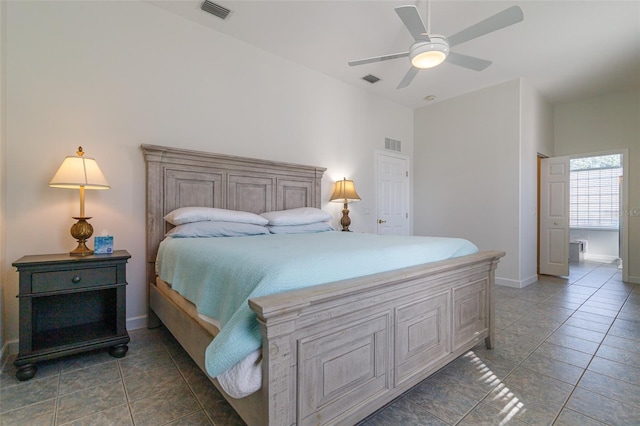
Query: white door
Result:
<box><xmin>376</xmin><ymin>152</ymin><xmax>409</xmax><ymax>235</ymax></box>
<box><xmin>539</xmin><ymin>156</ymin><xmax>570</xmax><ymax>276</ymax></box>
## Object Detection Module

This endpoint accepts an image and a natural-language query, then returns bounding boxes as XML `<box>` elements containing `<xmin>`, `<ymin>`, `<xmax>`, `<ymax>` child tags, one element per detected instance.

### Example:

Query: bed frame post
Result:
<box><xmin>142</xmin><ymin>146</ymin><xmax>165</xmax><ymax>328</ymax></box>
<box><xmin>485</xmin><ymin>256</ymin><xmax>500</xmax><ymax>349</ymax></box>
<box><xmin>255</xmin><ymin>311</ymin><xmax>299</xmax><ymax>425</ymax></box>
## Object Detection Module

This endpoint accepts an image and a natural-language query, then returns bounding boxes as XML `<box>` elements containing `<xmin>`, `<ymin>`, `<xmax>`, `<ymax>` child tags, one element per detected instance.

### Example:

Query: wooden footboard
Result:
<box><xmin>149</xmin><ymin>250</ymin><xmax>502</xmax><ymax>426</ymax></box>
<box><xmin>248</xmin><ymin>250</ymin><xmax>504</xmax><ymax>425</ymax></box>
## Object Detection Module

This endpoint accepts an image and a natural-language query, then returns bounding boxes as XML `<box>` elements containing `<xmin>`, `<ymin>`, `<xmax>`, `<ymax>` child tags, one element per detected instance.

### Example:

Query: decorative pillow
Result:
<box><xmin>267</xmin><ymin>222</ymin><xmax>335</xmax><ymax>234</ymax></box>
<box><xmin>165</xmin><ymin>221</ymin><xmax>269</xmax><ymax>238</ymax></box>
<box><xmin>164</xmin><ymin>207</ymin><xmax>268</xmax><ymax>226</ymax></box>
<box><xmin>260</xmin><ymin>207</ymin><xmax>332</xmax><ymax>226</ymax></box>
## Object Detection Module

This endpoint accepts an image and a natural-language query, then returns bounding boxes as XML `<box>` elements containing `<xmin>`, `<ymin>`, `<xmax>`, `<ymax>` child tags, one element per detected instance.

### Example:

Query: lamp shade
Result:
<box><xmin>330</xmin><ymin>178</ymin><xmax>361</xmax><ymax>203</ymax></box>
<box><xmin>49</xmin><ymin>153</ymin><xmax>110</xmax><ymax>190</ymax></box>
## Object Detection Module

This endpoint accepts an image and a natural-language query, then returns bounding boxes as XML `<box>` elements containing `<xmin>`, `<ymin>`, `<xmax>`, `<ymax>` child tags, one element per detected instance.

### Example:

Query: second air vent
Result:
<box><xmin>385</xmin><ymin>138</ymin><xmax>402</xmax><ymax>152</ymax></box>
<box><xmin>362</xmin><ymin>74</ymin><xmax>380</xmax><ymax>84</ymax></box>
<box><xmin>201</xmin><ymin>1</ymin><xmax>231</xmax><ymax>20</ymax></box>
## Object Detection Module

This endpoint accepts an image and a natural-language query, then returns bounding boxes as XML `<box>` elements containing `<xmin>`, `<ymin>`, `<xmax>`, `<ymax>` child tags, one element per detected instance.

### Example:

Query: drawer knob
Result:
<box><xmin>71</xmin><ymin>275</ymin><xmax>81</xmax><ymax>284</ymax></box>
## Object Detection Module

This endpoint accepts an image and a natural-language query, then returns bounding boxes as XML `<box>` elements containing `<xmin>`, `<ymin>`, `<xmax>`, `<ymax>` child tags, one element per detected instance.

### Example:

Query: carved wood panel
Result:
<box><xmin>228</xmin><ymin>174</ymin><xmax>274</xmax><ymax>214</ymax></box>
<box><xmin>277</xmin><ymin>178</ymin><xmax>314</xmax><ymax>211</ymax></box>
<box><xmin>164</xmin><ymin>168</ymin><xmax>223</xmax><ymax>232</ymax></box>
<box><xmin>297</xmin><ymin>314</ymin><xmax>391</xmax><ymax>425</ymax></box>
<box><xmin>452</xmin><ymin>279</ymin><xmax>487</xmax><ymax>350</ymax></box>
<box><xmin>394</xmin><ymin>291</ymin><xmax>450</xmax><ymax>386</ymax></box>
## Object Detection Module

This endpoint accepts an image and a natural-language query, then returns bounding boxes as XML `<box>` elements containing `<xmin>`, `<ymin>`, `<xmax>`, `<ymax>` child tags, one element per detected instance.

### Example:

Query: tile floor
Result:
<box><xmin>1</xmin><ymin>261</ymin><xmax>638</xmax><ymax>425</ymax></box>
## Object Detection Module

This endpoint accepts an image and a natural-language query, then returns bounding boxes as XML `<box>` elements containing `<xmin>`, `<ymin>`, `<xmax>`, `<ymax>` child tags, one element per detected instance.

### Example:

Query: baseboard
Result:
<box><xmin>627</xmin><ymin>275</ymin><xmax>640</xmax><ymax>284</ymax></box>
<box><xmin>0</xmin><ymin>341</ymin><xmax>7</xmax><ymax>368</ymax></box>
<box><xmin>584</xmin><ymin>253</ymin><xmax>618</xmax><ymax>263</ymax></box>
<box><xmin>521</xmin><ymin>274</ymin><xmax>539</xmax><ymax>287</ymax></box>
<box><xmin>1</xmin><ymin>339</ymin><xmax>18</xmax><ymax>360</ymax></box>
<box><xmin>127</xmin><ymin>315</ymin><xmax>148</xmax><ymax>331</ymax></box>
<box><xmin>496</xmin><ymin>275</ymin><xmax>538</xmax><ymax>288</ymax></box>
<box><xmin>1</xmin><ymin>316</ymin><xmax>149</xmax><ymax>363</ymax></box>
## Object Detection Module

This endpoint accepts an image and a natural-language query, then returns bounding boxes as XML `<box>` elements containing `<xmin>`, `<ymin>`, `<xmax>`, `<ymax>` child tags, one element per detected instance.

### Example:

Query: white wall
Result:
<box><xmin>554</xmin><ymin>91</ymin><xmax>640</xmax><ymax>283</ymax></box>
<box><xmin>570</xmin><ymin>229</ymin><xmax>619</xmax><ymax>262</ymax></box>
<box><xmin>1</xmin><ymin>1</ymin><xmax>413</xmax><ymax>347</ymax></box>
<box><xmin>0</xmin><ymin>0</ymin><xmax>6</xmax><ymax>362</ymax></box>
<box><xmin>414</xmin><ymin>79</ymin><xmax>522</xmax><ymax>285</ymax></box>
<box><xmin>520</xmin><ymin>79</ymin><xmax>554</xmax><ymax>285</ymax></box>
<box><xmin>414</xmin><ymin>78</ymin><xmax>553</xmax><ymax>288</ymax></box>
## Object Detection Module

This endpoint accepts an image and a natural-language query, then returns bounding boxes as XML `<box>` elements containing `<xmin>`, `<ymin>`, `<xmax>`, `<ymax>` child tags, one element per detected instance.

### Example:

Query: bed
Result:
<box><xmin>142</xmin><ymin>144</ymin><xmax>504</xmax><ymax>426</ymax></box>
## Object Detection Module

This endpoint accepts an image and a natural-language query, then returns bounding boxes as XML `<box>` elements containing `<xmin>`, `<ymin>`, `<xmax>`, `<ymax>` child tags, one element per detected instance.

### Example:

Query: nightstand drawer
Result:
<box><xmin>32</xmin><ymin>267</ymin><xmax>117</xmax><ymax>293</ymax></box>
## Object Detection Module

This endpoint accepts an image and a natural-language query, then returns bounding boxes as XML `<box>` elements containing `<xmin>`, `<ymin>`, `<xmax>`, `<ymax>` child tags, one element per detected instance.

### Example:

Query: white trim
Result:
<box><xmin>583</xmin><ymin>254</ymin><xmax>618</xmax><ymax>263</ymax></box>
<box><xmin>1</xmin><ymin>343</ymin><xmax>8</xmax><ymax>367</ymax></box>
<box><xmin>628</xmin><ymin>276</ymin><xmax>640</xmax><ymax>285</ymax></box>
<box><xmin>1</xmin><ymin>339</ymin><xmax>17</xmax><ymax>360</ymax></box>
<box><xmin>0</xmin><ymin>316</ymin><xmax>147</xmax><ymax>364</ymax></box>
<box><xmin>496</xmin><ymin>274</ymin><xmax>538</xmax><ymax>288</ymax></box>
<box><xmin>126</xmin><ymin>315</ymin><xmax>147</xmax><ymax>331</ymax></box>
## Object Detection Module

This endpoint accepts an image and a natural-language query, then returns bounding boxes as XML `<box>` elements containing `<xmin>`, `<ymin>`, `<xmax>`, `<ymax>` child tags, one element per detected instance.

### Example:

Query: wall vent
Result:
<box><xmin>362</xmin><ymin>74</ymin><xmax>380</xmax><ymax>84</ymax></box>
<box><xmin>201</xmin><ymin>1</ymin><xmax>231</xmax><ymax>20</ymax></box>
<box><xmin>385</xmin><ymin>138</ymin><xmax>402</xmax><ymax>152</ymax></box>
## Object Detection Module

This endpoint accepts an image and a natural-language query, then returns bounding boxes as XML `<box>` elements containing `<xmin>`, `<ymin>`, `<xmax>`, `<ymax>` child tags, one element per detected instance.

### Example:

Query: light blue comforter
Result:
<box><xmin>156</xmin><ymin>232</ymin><xmax>478</xmax><ymax>378</ymax></box>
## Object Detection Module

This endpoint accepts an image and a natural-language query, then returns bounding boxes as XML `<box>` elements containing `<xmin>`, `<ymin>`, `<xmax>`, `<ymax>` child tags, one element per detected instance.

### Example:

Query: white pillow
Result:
<box><xmin>164</xmin><ymin>207</ymin><xmax>268</xmax><ymax>226</ymax></box>
<box><xmin>267</xmin><ymin>223</ymin><xmax>335</xmax><ymax>234</ymax></box>
<box><xmin>260</xmin><ymin>207</ymin><xmax>332</xmax><ymax>226</ymax></box>
<box><xmin>165</xmin><ymin>221</ymin><xmax>269</xmax><ymax>238</ymax></box>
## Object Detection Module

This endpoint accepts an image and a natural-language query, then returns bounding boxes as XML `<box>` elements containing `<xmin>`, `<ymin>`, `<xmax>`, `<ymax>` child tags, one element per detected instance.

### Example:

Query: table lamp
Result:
<box><xmin>330</xmin><ymin>177</ymin><xmax>361</xmax><ymax>232</ymax></box>
<box><xmin>49</xmin><ymin>147</ymin><xmax>110</xmax><ymax>256</ymax></box>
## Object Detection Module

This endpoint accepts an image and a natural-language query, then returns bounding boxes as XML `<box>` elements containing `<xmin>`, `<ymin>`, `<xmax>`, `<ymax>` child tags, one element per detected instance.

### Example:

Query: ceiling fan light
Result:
<box><xmin>410</xmin><ymin>37</ymin><xmax>449</xmax><ymax>69</ymax></box>
<box><xmin>411</xmin><ymin>50</ymin><xmax>446</xmax><ymax>68</ymax></box>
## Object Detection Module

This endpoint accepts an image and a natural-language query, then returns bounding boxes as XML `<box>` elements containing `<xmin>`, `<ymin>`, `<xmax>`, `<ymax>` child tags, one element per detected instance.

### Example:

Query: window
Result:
<box><xmin>570</xmin><ymin>154</ymin><xmax>622</xmax><ymax>229</ymax></box>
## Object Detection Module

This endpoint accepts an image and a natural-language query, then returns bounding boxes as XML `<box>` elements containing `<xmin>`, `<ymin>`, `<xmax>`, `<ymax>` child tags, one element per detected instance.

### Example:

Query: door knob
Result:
<box><xmin>378</xmin><ymin>219</ymin><xmax>386</xmax><ymax>224</ymax></box>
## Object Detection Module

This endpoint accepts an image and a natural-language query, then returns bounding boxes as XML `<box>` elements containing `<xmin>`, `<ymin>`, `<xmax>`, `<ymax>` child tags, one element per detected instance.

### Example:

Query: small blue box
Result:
<box><xmin>94</xmin><ymin>236</ymin><xmax>114</xmax><ymax>254</ymax></box>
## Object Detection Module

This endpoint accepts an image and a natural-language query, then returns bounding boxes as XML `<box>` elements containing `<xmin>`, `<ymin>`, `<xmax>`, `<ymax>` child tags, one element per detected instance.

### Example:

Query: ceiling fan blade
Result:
<box><xmin>395</xmin><ymin>6</ymin><xmax>430</xmax><ymax>42</ymax></box>
<box><xmin>348</xmin><ymin>52</ymin><xmax>409</xmax><ymax>67</ymax></box>
<box><xmin>447</xmin><ymin>5</ymin><xmax>524</xmax><ymax>48</ymax></box>
<box><xmin>397</xmin><ymin>67</ymin><xmax>419</xmax><ymax>89</ymax></box>
<box><xmin>446</xmin><ymin>51</ymin><xmax>492</xmax><ymax>71</ymax></box>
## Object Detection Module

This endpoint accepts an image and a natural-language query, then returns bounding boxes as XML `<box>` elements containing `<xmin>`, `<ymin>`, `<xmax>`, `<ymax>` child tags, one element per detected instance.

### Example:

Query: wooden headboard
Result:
<box><xmin>141</xmin><ymin>144</ymin><xmax>326</xmax><ymax>284</ymax></box>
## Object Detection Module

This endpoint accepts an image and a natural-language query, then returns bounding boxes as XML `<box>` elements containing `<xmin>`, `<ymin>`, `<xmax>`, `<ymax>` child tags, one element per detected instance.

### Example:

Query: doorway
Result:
<box><xmin>376</xmin><ymin>151</ymin><xmax>410</xmax><ymax>235</ymax></box>
<box><xmin>538</xmin><ymin>149</ymin><xmax>628</xmax><ymax>281</ymax></box>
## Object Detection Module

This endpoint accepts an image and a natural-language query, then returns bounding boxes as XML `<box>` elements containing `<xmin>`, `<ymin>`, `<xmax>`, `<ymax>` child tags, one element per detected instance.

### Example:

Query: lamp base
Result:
<box><xmin>70</xmin><ymin>217</ymin><xmax>94</xmax><ymax>256</ymax></box>
<box><xmin>340</xmin><ymin>203</ymin><xmax>352</xmax><ymax>232</ymax></box>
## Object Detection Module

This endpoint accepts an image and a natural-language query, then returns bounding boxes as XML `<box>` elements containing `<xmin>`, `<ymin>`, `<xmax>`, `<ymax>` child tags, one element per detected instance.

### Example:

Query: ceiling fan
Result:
<box><xmin>348</xmin><ymin>3</ymin><xmax>524</xmax><ymax>89</ymax></box>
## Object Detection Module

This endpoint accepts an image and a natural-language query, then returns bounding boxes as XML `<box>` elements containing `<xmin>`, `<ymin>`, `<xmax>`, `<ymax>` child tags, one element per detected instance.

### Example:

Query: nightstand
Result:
<box><xmin>12</xmin><ymin>250</ymin><xmax>131</xmax><ymax>381</ymax></box>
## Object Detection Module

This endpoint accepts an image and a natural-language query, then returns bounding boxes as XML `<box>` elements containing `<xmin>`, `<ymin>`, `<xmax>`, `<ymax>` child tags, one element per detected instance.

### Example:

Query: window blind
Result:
<box><xmin>570</xmin><ymin>155</ymin><xmax>622</xmax><ymax>229</ymax></box>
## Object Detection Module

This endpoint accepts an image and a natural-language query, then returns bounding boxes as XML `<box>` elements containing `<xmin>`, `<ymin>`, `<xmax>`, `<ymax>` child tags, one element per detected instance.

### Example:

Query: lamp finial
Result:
<box><xmin>77</xmin><ymin>146</ymin><xmax>84</xmax><ymax>157</ymax></box>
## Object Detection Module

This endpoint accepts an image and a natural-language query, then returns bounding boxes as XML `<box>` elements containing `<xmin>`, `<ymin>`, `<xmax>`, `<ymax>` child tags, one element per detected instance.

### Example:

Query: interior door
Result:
<box><xmin>539</xmin><ymin>156</ymin><xmax>570</xmax><ymax>276</ymax></box>
<box><xmin>376</xmin><ymin>152</ymin><xmax>409</xmax><ymax>235</ymax></box>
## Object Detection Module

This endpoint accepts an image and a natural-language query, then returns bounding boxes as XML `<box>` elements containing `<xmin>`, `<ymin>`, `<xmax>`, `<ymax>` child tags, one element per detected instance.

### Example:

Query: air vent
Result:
<box><xmin>385</xmin><ymin>138</ymin><xmax>402</xmax><ymax>152</ymax></box>
<box><xmin>201</xmin><ymin>1</ymin><xmax>231</xmax><ymax>20</ymax></box>
<box><xmin>362</xmin><ymin>74</ymin><xmax>380</xmax><ymax>84</ymax></box>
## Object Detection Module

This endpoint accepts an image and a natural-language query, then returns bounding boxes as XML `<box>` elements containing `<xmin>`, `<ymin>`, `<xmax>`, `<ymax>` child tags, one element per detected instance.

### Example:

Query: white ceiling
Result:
<box><xmin>150</xmin><ymin>1</ymin><xmax>640</xmax><ymax>109</ymax></box>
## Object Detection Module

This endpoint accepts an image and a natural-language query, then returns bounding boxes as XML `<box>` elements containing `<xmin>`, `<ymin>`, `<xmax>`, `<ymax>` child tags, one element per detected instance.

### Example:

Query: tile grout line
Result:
<box><xmin>53</xmin><ymin>364</ymin><xmax>62</xmax><ymax>426</ymax></box>
<box><xmin>453</xmin><ymin>280</ymin><xmax>576</xmax><ymax>425</ymax></box>
<box><xmin>457</xmin><ymin>263</ymin><xmax>624</xmax><ymax>425</ymax></box>
<box><xmin>550</xmin><ymin>265</ymin><xmax>635</xmax><ymax>425</ymax></box>
<box><xmin>117</xmin><ymin>357</ymin><xmax>137</xmax><ymax>426</ymax></box>
<box><xmin>162</xmin><ymin>332</ymin><xmax>217</xmax><ymax>425</ymax></box>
